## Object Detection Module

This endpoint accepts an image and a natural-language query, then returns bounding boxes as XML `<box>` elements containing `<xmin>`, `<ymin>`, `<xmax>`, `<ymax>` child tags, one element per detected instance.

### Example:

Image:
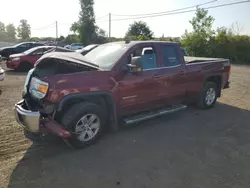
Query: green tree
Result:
<box><xmin>70</xmin><ymin>22</ymin><xmax>80</xmax><ymax>34</ymax></box>
<box><xmin>0</xmin><ymin>22</ymin><xmax>7</xmax><ymax>41</ymax></box>
<box><xmin>189</xmin><ymin>8</ymin><xmax>214</xmax><ymax>36</ymax></box>
<box><xmin>6</xmin><ymin>24</ymin><xmax>16</xmax><ymax>40</ymax></box>
<box><xmin>181</xmin><ymin>8</ymin><xmax>215</xmax><ymax>57</ymax></box>
<box><xmin>63</xmin><ymin>34</ymin><xmax>80</xmax><ymax>44</ymax></box>
<box><xmin>93</xmin><ymin>26</ymin><xmax>107</xmax><ymax>44</ymax></box>
<box><xmin>58</xmin><ymin>35</ymin><xmax>65</xmax><ymax>42</ymax></box>
<box><xmin>125</xmin><ymin>21</ymin><xmax>153</xmax><ymax>40</ymax></box>
<box><xmin>78</xmin><ymin>0</ymin><xmax>96</xmax><ymax>45</ymax></box>
<box><xmin>0</xmin><ymin>22</ymin><xmax>5</xmax><ymax>32</ymax></box>
<box><xmin>17</xmin><ymin>19</ymin><xmax>31</xmax><ymax>40</ymax></box>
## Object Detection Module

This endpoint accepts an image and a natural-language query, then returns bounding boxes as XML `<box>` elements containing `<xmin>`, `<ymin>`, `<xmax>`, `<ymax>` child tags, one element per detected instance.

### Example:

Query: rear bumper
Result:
<box><xmin>14</xmin><ymin>100</ymin><xmax>72</xmax><ymax>139</ymax></box>
<box><xmin>223</xmin><ymin>81</ymin><xmax>230</xmax><ymax>89</ymax></box>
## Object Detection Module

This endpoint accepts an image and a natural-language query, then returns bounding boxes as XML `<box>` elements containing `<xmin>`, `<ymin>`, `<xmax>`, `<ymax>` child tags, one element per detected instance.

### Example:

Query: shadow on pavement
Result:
<box><xmin>8</xmin><ymin>103</ymin><xmax>250</xmax><ymax>188</ymax></box>
<box><xmin>4</xmin><ymin>69</ymin><xmax>27</xmax><ymax>76</ymax></box>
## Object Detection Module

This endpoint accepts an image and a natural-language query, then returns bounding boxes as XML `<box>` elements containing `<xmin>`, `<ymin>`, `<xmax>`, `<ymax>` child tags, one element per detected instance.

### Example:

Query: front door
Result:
<box><xmin>117</xmin><ymin>45</ymin><xmax>163</xmax><ymax>116</ymax></box>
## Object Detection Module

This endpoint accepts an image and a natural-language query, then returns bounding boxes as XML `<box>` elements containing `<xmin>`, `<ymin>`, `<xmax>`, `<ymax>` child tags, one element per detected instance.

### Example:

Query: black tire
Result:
<box><xmin>61</xmin><ymin>102</ymin><xmax>106</xmax><ymax>149</ymax></box>
<box><xmin>196</xmin><ymin>82</ymin><xmax>218</xmax><ymax>109</ymax></box>
<box><xmin>17</xmin><ymin>62</ymin><xmax>33</xmax><ymax>72</ymax></box>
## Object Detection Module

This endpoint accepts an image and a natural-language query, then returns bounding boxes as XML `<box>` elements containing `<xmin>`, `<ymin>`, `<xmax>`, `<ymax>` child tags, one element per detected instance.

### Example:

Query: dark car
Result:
<box><xmin>0</xmin><ymin>42</ymin><xmax>44</xmax><ymax>59</ymax></box>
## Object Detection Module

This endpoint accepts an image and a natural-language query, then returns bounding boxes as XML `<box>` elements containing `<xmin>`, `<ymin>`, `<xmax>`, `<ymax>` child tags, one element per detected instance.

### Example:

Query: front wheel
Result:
<box><xmin>61</xmin><ymin>102</ymin><xmax>106</xmax><ymax>149</ymax></box>
<box><xmin>196</xmin><ymin>82</ymin><xmax>218</xmax><ymax>109</ymax></box>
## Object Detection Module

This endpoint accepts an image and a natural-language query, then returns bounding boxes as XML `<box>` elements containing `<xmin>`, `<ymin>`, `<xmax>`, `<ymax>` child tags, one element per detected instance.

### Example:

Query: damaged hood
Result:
<box><xmin>35</xmin><ymin>51</ymin><xmax>99</xmax><ymax>69</ymax></box>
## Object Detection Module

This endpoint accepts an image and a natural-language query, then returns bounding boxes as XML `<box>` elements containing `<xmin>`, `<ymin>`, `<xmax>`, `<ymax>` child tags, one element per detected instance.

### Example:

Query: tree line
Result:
<box><xmin>0</xmin><ymin>19</ymin><xmax>31</xmax><ymax>42</ymax></box>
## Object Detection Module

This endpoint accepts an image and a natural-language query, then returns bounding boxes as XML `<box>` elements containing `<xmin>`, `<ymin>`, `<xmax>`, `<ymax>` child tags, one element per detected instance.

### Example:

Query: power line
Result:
<box><xmin>96</xmin><ymin>14</ymin><xmax>109</xmax><ymax>20</ymax></box>
<box><xmin>32</xmin><ymin>23</ymin><xmax>55</xmax><ymax>30</ymax></box>
<box><xmin>106</xmin><ymin>0</ymin><xmax>250</xmax><ymax>22</ymax></box>
<box><xmin>112</xmin><ymin>0</ymin><xmax>218</xmax><ymax>17</ymax></box>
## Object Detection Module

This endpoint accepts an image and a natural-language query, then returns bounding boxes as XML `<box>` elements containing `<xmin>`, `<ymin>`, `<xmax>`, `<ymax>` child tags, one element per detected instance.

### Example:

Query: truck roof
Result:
<box><xmin>110</xmin><ymin>41</ymin><xmax>179</xmax><ymax>47</ymax></box>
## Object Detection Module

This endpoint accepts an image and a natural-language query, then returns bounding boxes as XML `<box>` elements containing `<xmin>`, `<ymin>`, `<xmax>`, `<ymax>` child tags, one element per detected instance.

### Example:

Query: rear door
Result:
<box><xmin>156</xmin><ymin>44</ymin><xmax>187</xmax><ymax>105</ymax></box>
<box><xmin>118</xmin><ymin>44</ymin><xmax>164</xmax><ymax>115</ymax></box>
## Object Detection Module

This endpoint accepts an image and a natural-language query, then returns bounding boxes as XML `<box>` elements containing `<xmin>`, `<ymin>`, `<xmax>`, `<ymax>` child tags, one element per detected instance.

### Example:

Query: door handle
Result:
<box><xmin>153</xmin><ymin>74</ymin><xmax>161</xmax><ymax>79</ymax></box>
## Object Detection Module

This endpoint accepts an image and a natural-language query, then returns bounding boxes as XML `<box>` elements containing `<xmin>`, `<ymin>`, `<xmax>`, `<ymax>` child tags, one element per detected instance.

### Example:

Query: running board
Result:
<box><xmin>124</xmin><ymin>105</ymin><xmax>187</xmax><ymax>125</ymax></box>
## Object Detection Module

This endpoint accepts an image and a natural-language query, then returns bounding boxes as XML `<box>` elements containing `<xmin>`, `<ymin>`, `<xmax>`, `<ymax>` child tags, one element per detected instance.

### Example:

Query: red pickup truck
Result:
<box><xmin>14</xmin><ymin>41</ymin><xmax>231</xmax><ymax>148</ymax></box>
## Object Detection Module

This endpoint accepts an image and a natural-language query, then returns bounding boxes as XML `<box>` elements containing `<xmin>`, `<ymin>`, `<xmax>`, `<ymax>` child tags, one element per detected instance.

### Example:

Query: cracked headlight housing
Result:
<box><xmin>29</xmin><ymin>77</ymin><xmax>49</xmax><ymax>99</ymax></box>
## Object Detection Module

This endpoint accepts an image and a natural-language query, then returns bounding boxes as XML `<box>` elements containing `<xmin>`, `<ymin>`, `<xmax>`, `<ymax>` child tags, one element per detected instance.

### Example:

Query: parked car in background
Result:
<box><xmin>67</xmin><ymin>43</ymin><xmax>84</xmax><ymax>50</ymax></box>
<box><xmin>0</xmin><ymin>42</ymin><xmax>45</xmax><ymax>59</ymax></box>
<box><xmin>14</xmin><ymin>41</ymin><xmax>231</xmax><ymax>148</ymax></box>
<box><xmin>6</xmin><ymin>46</ymin><xmax>54</xmax><ymax>71</ymax></box>
<box><xmin>75</xmin><ymin>44</ymin><xmax>99</xmax><ymax>55</ymax></box>
<box><xmin>64</xmin><ymin>45</ymin><xmax>71</xmax><ymax>49</ymax></box>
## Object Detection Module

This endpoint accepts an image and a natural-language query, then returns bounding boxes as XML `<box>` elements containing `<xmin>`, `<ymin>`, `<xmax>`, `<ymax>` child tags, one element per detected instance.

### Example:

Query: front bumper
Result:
<box><xmin>14</xmin><ymin>100</ymin><xmax>72</xmax><ymax>138</ymax></box>
<box><xmin>6</xmin><ymin>60</ymin><xmax>19</xmax><ymax>69</ymax></box>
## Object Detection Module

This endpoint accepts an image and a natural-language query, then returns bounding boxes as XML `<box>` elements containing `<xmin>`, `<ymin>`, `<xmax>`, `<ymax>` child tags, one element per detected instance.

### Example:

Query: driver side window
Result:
<box><xmin>129</xmin><ymin>46</ymin><xmax>158</xmax><ymax>71</ymax></box>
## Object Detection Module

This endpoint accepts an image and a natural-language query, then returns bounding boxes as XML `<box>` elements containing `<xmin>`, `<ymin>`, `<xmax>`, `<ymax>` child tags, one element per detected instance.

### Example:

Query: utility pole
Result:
<box><xmin>56</xmin><ymin>21</ymin><xmax>58</xmax><ymax>40</ymax></box>
<box><xmin>109</xmin><ymin>13</ymin><xmax>111</xmax><ymax>41</ymax></box>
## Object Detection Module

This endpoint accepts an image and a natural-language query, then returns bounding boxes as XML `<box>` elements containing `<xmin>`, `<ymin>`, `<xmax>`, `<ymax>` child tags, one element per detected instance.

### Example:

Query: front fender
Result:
<box><xmin>56</xmin><ymin>91</ymin><xmax>118</xmax><ymax>132</ymax></box>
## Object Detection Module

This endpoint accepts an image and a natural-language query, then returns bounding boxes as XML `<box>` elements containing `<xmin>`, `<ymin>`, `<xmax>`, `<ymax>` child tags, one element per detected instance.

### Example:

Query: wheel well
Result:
<box><xmin>18</xmin><ymin>61</ymin><xmax>33</xmax><ymax>70</ymax></box>
<box><xmin>55</xmin><ymin>94</ymin><xmax>117</xmax><ymax>131</ymax></box>
<box><xmin>20</xmin><ymin>61</ymin><xmax>32</xmax><ymax>66</ymax></box>
<box><xmin>206</xmin><ymin>75</ymin><xmax>222</xmax><ymax>97</ymax></box>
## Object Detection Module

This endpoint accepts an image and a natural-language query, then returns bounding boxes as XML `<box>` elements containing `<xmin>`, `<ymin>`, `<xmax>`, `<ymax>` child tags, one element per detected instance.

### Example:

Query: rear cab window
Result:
<box><xmin>160</xmin><ymin>45</ymin><xmax>181</xmax><ymax>67</ymax></box>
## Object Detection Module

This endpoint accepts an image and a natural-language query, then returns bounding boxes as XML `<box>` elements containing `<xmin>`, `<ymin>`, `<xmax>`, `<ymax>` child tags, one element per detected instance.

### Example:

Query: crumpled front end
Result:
<box><xmin>14</xmin><ymin>99</ymin><xmax>72</xmax><ymax>139</ymax></box>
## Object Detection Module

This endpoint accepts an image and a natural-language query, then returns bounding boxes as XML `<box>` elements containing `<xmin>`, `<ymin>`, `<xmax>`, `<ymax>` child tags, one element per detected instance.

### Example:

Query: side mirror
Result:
<box><xmin>127</xmin><ymin>57</ymin><xmax>142</xmax><ymax>74</ymax></box>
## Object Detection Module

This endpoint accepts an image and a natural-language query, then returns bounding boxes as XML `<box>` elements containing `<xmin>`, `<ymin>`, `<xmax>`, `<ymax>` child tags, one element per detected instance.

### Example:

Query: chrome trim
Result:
<box><xmin>122</xmin><ymin>95</ymin><xmax>137</xmax><ymax>100</ymax></box>
<box><xmin>143</xmin><ymin>64</ymin><xmax>181</xmax><ymax>71</ymax></box>
<box><xmin>124</xmin><ymin>105</ymin><xmax>187</xmax><ymax>125</ymax></box>
<box><xmin>14</xmin><ymin>99</ymin><xmax>40</xmax><ymax>133</ymax></box>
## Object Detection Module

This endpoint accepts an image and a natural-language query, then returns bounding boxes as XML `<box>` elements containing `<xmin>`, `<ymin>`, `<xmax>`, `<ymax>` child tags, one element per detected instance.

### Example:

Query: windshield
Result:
<box><xmin>76</xmin><ymin>44</ymin><xmax>98</xmax><ymax>53</ymax></box>
<box><xmin>13</xmin><ymin>43</ymin><xmax>26</xmax><ymax>48</ymax></box>
<box><xmin>83</xmin><ymin>43</ymin><xmax>129</xmax><ymax>69</ymax></box>
<box><xmin>23</xmin><ymin>47</ymin><xmax>38</xmax><ymax>55</ymax></box>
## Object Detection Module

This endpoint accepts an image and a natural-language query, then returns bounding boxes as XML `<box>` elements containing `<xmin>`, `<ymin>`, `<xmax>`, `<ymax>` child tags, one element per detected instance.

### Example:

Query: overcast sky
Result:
<box><xmin>0</xmin><ymin>0</ymin><xmax>249</xmax><ymax>38</ymax></box>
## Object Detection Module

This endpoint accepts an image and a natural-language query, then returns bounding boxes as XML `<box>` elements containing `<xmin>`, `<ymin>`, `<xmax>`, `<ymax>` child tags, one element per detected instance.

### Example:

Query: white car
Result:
<box><xmin>0</xmin><ymin>67</ymin><xmax>4</xmax><ymax>81</ymax></box>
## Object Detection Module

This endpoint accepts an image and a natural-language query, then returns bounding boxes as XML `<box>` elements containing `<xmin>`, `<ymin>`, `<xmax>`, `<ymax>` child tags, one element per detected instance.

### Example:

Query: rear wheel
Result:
<box><xmin>196</xmin><ymin>82</ymin><xmax>218</xmax><ymax>109</ymax></box>
<box><xmin>61</xmin><ymin>102</ymin><xmax>106</xmax><ymax>149</ymax></box>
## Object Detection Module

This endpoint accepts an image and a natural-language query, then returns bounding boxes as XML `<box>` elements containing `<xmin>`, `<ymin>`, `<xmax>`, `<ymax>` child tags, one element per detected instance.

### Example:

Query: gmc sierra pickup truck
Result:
<box><xmin>14</xmin><ymin>41</ymin><xmax>231</xmax><ymax>148</ymax></box>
